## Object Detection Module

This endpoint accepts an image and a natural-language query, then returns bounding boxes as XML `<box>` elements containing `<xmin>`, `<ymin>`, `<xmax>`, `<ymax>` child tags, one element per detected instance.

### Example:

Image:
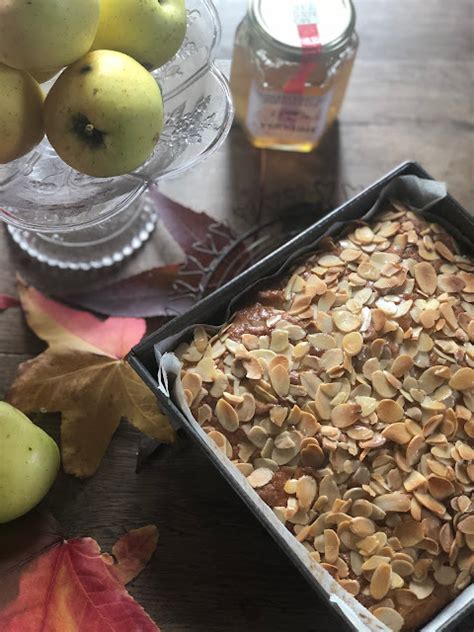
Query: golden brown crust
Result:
<box><xmin>178</xmin><ymin>205</ymin><xmax>474</xmax><ymax>631</ymax></box>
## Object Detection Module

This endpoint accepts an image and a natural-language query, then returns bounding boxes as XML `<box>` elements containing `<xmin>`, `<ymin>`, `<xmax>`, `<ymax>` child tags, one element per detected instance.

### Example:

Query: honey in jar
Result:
<box><xmin>230</xmin><ymin>0</ymin><xmax>358</xmax><ymax>152</ymax></box>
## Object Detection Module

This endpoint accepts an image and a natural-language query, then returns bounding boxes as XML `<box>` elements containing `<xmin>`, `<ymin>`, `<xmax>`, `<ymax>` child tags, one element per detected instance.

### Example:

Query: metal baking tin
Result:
<box><xmin>129</xmin><ymin>161</ymin><xmax>474</xmax><ymax>631</ymax></box>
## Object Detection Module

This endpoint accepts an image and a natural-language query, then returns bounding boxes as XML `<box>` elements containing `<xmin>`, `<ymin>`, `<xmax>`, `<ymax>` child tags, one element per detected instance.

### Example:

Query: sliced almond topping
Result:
<box><xmin>394</xmin><ymin>520</ymin><xmax>424</xmax><ymax>546</ymax></box>
<box><xmin>301</xmin><ymin>443</ymin><xmax>325</xmax><ymax>468</ymax></box>
<box><xmin>215</xmin><ymin>398</ymin><xmax>240</xmax><ymax>432</ymax></box>
<box><xmin>269</xmin><ymin>364</ymin><xmax>290</xmax><ymax>397</ymax></box>
<box><xmin>361</xmin><ymin>555</ymin><xmax>391</xmax><ymax>571</ymax></box>
<box><xmin>427</xmin><ymin>474</ymin><xmax>454</xmax><ymax>500</ymax></box>
<box><xmin>296</xmin><ymin>475</ymin><xmax>317</xmax><ymax>510</ymax></box>
<box><xmin>377</xmin><ymin>399</ymin><xmax>404</xmax><ymax>423</ymax></box>
<box><xmin>373</xmin><ymin>607</ymin><xmax>404</xmax><ymax>632</ymax></box>
<box><xmin>434</xmin><ymin>565</ymin><xmax>457</xmax><ymax>586</ymax></box>
<box><xmin>438</xmin><ymin>274</ymin><xmax>466</xmax><ymax>293</ymax></box>
<box><xmin>403</xmin><ymin>470</ymin><xmax>427</xmax><ymax>492</ymax></box>
<box><xmin>342</xmin><ymin>332</ymin><xmax>364</xmax><ymax>356</ymax></box>
<box><xmin>338</xmin><ymin>579</ymin><xmax>360</xmax><ymax>595</ymax></box>
<box><xmin>237</xmin><ymin>393</ymin><xmax>256</xmax><ymax>422</ymax></box>
<box><xmin>308</xmin><ymin>333</ymin><xmax>336</xmax><ymax>351</ymax></box>
<box><xmin>247</xmin><ymin>467</ymin><xmax>274</xmax><ymax>489</ymax></box>
<box><xmin>324</xmin><ymin>529</ymin><xmax>340</xmax><ymax>564</ymax></box>
<box><xmin>370</xmin><ymin>563</ymin><xmax>392</xmax><ymax>600</ymax></box>
<box><xmin>331</xmin><ymin>403</ymin><xmax>361</xmax><ymax>428</ymax></box>
<box><xmin>182</xmin><ymin>372</ymin><xmax>203</xmax><ymax>403</ymax></box>
<box><xmin>197</xmin><ymin>403</ymin><xmax>213</xmax><ymax>425</ymax></box>
<box><xmin>409</xmin><ymin>578</ymin><xmax>434</xmax><ymax>600</ymax></box>
<box><xmin>269</xmin><ymin>405</ymin><xmax>288</xmax><ymax>427</ymax></box>
<box><xmin>350</xmin><ymin>517</ymin><xmax>375</xmax><ymax>537</ymax></box>
<box><xmin>414</xmin><ymin>262</ymin><xmax>437</xmax><ymax>295</ymax></box>
<box><xmin>457</xmin><ymin>515</ymin><xmax>474</xmax><ymax>534</ymax></box>
<box><xmin>449</xmin><ymin>367</ymin><xmax>474</xmax><ymax>391</ymax></box>
<box><xmin>374</xmin><ymin>493</ymin><xmax>411</xmax><ymax>513</ymax></box>
<box><xmin>391</xmin><ymin>354</ymin><xmax>414</xmax><ymax>378</ymax></box>
<box><xmin>413</xmin><ymin>491</ymin><xmax>446</xmax><ymax>516</ymax></box>
<box><xmin>391</xmin><ymin>559</ymin><xmax>415</xmax><ymax>578</ymax></box>
<box><xmin>235</xmin><ymin>462</ymin><xmax>254</xmax><ymax>477</ymax></box>
<box><xmin>382</xmin><ymin>423</ymin><xmax>412</xmax><ymax>445</ymax></box>
<box><xmin>372</xmin><ymin>370</ymin><xmax>398</xmax><ymax>398</ymax></box>
<box><xmin>333</xmin><ymin>311</ymin><xmax>361</xmax><ymax>333</ymax></box>
<box><xmin>208</xmin><ymin>430</ymin><xmax>233</xmax><ymax>458</ymax></box>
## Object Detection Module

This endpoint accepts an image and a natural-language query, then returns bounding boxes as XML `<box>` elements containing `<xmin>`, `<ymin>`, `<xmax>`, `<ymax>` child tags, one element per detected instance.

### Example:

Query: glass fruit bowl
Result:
<box><xmin>0</xmin><ymin>0</ymin><xmax>233</xmax><ymax>270</ymax></box>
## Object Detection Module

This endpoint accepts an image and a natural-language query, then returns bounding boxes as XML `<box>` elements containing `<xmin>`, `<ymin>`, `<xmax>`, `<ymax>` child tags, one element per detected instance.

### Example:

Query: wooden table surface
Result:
<box><xmin>0</xmin><ymin>1</ymin><xmax>472</xmax><ymax>630</ymax></box>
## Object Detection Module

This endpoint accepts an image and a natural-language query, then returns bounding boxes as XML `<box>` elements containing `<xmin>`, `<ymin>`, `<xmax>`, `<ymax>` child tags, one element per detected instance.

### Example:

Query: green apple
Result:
<box><xmin>0</xmin><ymin>402</ymin><xmax>60</xmax><ymax>524</ymax></box>
<box><xmin>92</xmin><ymin>0</ymin><xmax>187</xmax><ymax>71</ymax></box>
<box><xmin>44</xmin><ymin>50</ymin><xmax>165</xmax><ymax>178</ymax></box>
<box><xmin>0</xmin><ymin>64</ymin><xmax>44</xmax><ymax>164</ymax></box>
<box><xmin>0</xmin><ymin>0</ymin><xmax>100</xmax><ymax>72</ymax></box>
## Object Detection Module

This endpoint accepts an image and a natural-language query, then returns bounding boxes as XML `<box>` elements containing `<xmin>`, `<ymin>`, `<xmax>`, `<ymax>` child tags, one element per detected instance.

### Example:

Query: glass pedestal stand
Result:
<box><xmin>7</xmin><ymin>192</ymin><xmax>157</xmax><ymax>271</ymax></box>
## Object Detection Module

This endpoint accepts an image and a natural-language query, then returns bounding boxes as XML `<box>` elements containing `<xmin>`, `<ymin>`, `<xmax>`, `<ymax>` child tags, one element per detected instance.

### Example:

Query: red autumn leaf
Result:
<box><xmin>101</xmin><ymin>525</ymin><xmax>159</xmax><ymax>585</ymax></box>
<box><xmin>17</xmin><ymin>276</ymin><xmax>145</xmax><ymax>358</ymax></box>
<box><xmin>0</xmin><ymin>518</ymin><xmax>160</xmax><ymax>632</ymax></box>
<box><xmin>0</xmin><ymin>294</ymin><xmax>19</xmax><ymax>311</ymax></box>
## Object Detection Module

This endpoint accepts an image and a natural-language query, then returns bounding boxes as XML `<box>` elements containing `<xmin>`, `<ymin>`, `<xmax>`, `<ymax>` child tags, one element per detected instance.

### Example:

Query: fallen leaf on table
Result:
<box><xmin>0</xmin><ymin>294</ymin><xmax>19</xmax><ymax>311</ymax></box>
<box><xmin>0</xmin><ymin>512</ymin><xmax>160</xmax><ymax>632</ymax></box>
<box><xmin>7</xmin><ymin>278</ymin><xmax>174</xmax><ymax>478</ymax></box>
<box><xmin>101</xmin><ymin>524</ymin><xmax>159</xmax><ymax>585</ymax></box>
<box><xmin>62</xmin><ymin>191</ymin><xmax>248</xmax><ymax>318</ymax></box>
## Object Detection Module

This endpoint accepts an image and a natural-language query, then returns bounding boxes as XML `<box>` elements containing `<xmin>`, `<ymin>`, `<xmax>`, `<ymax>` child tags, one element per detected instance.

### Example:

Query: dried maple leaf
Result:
<box><xmin>7</xmin><ymin>278</ymin><xmax>174</xmax><ymax>478</ymax></box>
<box><xmin>0</xmin><ymin>512</ymin><xmax>160</xmax><ymax>632</ymax></box>
<box><xmin>0</xmin><ymin>294</ymin><xmax>19</xmax><ymax>310</ymax></box>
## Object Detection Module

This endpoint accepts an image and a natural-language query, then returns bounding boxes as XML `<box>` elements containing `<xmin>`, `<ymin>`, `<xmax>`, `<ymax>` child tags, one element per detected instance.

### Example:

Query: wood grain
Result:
<box><xmin>0</xmin><ymin>1</ymin><xmax>472</xmax><ymax>630</ymax></box>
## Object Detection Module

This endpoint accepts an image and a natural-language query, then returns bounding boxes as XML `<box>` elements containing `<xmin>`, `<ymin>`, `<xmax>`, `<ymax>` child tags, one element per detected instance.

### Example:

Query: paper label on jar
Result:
<box><xmin>246</xmin><ymin>82</ymin><xmax>334</xmax><ymax>143</ymax></box>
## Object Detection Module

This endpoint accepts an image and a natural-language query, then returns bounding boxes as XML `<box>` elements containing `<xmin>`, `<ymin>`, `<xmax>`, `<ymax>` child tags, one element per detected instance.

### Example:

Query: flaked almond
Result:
<box><xmin>438</xmin><ymin>274</ymin><xmax>466</xmax><ymax>293</ymax></box>
<box><xmin>377</xmin><ymin>399</ymin><xmax>404</xmax><ymax>423</ymax></box>
<box><xmin>301</xmin><ymin>443</ymin><xmax>325</xmax><ymax>468</ymax></box>
<box><xmin>434</xmin><ymin>565</ymin><xmax>457</xmax><ymax>586</ymax></box>
<box><xmin>394</xmin><ymin>520</ymin><xmax>424</xmax><ymax>546</ymax></box>
<box><xmin>409</xmin><ymin>578</ymin><xmax>434</xmax><ymax>600</ymax></box>
<box><xmin>182</xmin><ymin>372</ymin><xmax>203</xmax><ymax>403</ymax></box>
<box><xmin>391</xmin><ymin>354</ymin><xmax>414</xmax><ymax>378</ymax></box>
<box><xmin>342</xmin><ymin>332</ymin><xmax>363</xmax><ymax>356</ymax></box>
<box><xmin>269</xmin><ymin>405</ymin><xmax>288</xmax><ymax>427</ymax></box>
<box><xmin>419</xmin><ymin>309</ymin><xmax>437</xmax><ymax>329</ymax></box>
<box><xmin>350</xmin><ymin>517</ymin><xmax>375</xmax><ymax>537</ymax></box>
<box><xmin>434</xmin><ymin>241</ymin><xmax>455</xmax><ymax>261</ymax></box>
<box><xmin>270</xmin><ymin>329</ymin><xmax>289</xmax><ymax>353</ymax></box>
<box><xmin>373</xmin><ymin>608</ymin><xmax>404</xmax><ymax>632</ymax></box>
<box><xmin>208</xmin><ymin>430</ymin><xmax>233</xmax><ymax>458</ymax></box>
<box><xmin>372</xmin><ymin>370</ymin><xmax>398</xmax><ymax>398</ymax></box>
<box><xmin>413</xmin><ymin>491</ymin><xmax>446</xmax><ymax>516</ymax></box>
<box><xmin>406</xmin><ymin>434</ymin><xmax>425</xmax><ymax>466</ymax></box>
<box><xmin>237</xmin><ymin>393</ymin><xmax>256</xmax><ymax>422</ymax></box>
<box><xmin>296</xmin><ymin>475</ymin><xmax>317</xmax><ymax>510</ymax></box>
<box><xmin>247</xmin><ymin>467</ymin><xmax>274</xmax><ymax>489</ymax></box>
<box><xmin>427</xmin><ymin>475</ymin><xmax>454</xmax><ymax>500</ymax></box>
<box><xmin>243</xmin><ymin>356</ymin><xmax>263</xmax><ymax>380</ymax></box>
<box><xmin>391</xmin><ymin>559</ymin><xmax>415</xmax><ymax>577</ymax></box>
<box><xmin>269</xmin><ymin>364</ymin><xmax>290</xmax><ymax>397</ymax></box>
<box><xmin>338</xmin><ymin>579</ymin><xmax>360</xmax><ymax>595</ymax></box>
<box><xmin>333</xmin><ymin>311</ymin><xmax>361</xmax><ymax>333</ymax></box>
<box><xmin>414</xmin><ymin>262</ymin><xmax>437</xmax><ymax>295</ymax></box>
<box><xmin>374</xmin><ymin>493</ymin><xmax>411</xmax><ymax>512</ymax></box>
<box><xmin>457</xmin><ymin>515</ymin><xmax>474</xmax><ymax>534</ymax></box>
<box><xmin>449</xmin><ymin>367</ymin><xmax>474</xmax><ymax>391</ymax></box>
<box><xmin>197</xmin><ymin>403</ymin><xmax>213</xmax><ymax>425</ymax></box>
<box><xmin>370</xmin><ymin>563</ymin><xmax>392</xmax><ymax>600</ymax></box>
<box><xmin>215</xmin><ymin>398</ymin><xmax>240</xmax><ymax>432</ymax></box>
<box><xmin>331</xmin><ymin>403</ymin><xmax>361</xmax><ymax>428</ymax></box>
<box><xmin>324</xmin><ymin>529</ymin><xmax>340</xmax><ymax>564</ymax></box>
<box><xmin>382</xmin><ymin>423</ymin><xmax>412</xmax><ymax>445</ymax></box>
<box><xmin>308</xmin><ymin>333</ymin><xmax>336</xmax><ymax>351</ymax></box>
<box><xmin>403</xmin><ymin>470</ymin><xmax>426</xmax><ymax>492</ymax></box>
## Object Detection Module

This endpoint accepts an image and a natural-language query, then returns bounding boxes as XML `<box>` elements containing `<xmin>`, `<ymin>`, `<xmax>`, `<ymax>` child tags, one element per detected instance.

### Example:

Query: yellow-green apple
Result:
<box><xmin>0</xmin><ymin>0</ymin><xmax>100</xmax><ymax>72</ymax></box>
<box><xmin>0</xmin><ymin>402</ymin><xmax>60</xmax><ymax>523</ymax></box>
<box><xmin>44</xmin><ymin>50</ymin><xmax>165</xmax><ymax>177</ymax></box>
<box><xmin>92</xmin><ymin>0</ymin><xmax>187</xmax><ymax>71</ymax></box>
<box><xmin>0</xmin><ymin>63</ymin><xmax>44</xmax><ymax>164</ymax></box>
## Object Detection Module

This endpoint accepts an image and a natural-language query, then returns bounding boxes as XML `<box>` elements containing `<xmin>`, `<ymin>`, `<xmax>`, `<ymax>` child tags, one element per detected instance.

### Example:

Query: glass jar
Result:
<box><xmin>230</xmin><ymin>0</ymin><xmax>358</xmax><ymax>152</ymax></box>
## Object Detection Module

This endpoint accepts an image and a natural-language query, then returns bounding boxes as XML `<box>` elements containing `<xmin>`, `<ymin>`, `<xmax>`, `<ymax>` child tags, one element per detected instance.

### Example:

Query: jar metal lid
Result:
<box><xmin>249</xmin><ymin>0</ymin><xmax>356</xmax><ymax>56</ymax></box>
